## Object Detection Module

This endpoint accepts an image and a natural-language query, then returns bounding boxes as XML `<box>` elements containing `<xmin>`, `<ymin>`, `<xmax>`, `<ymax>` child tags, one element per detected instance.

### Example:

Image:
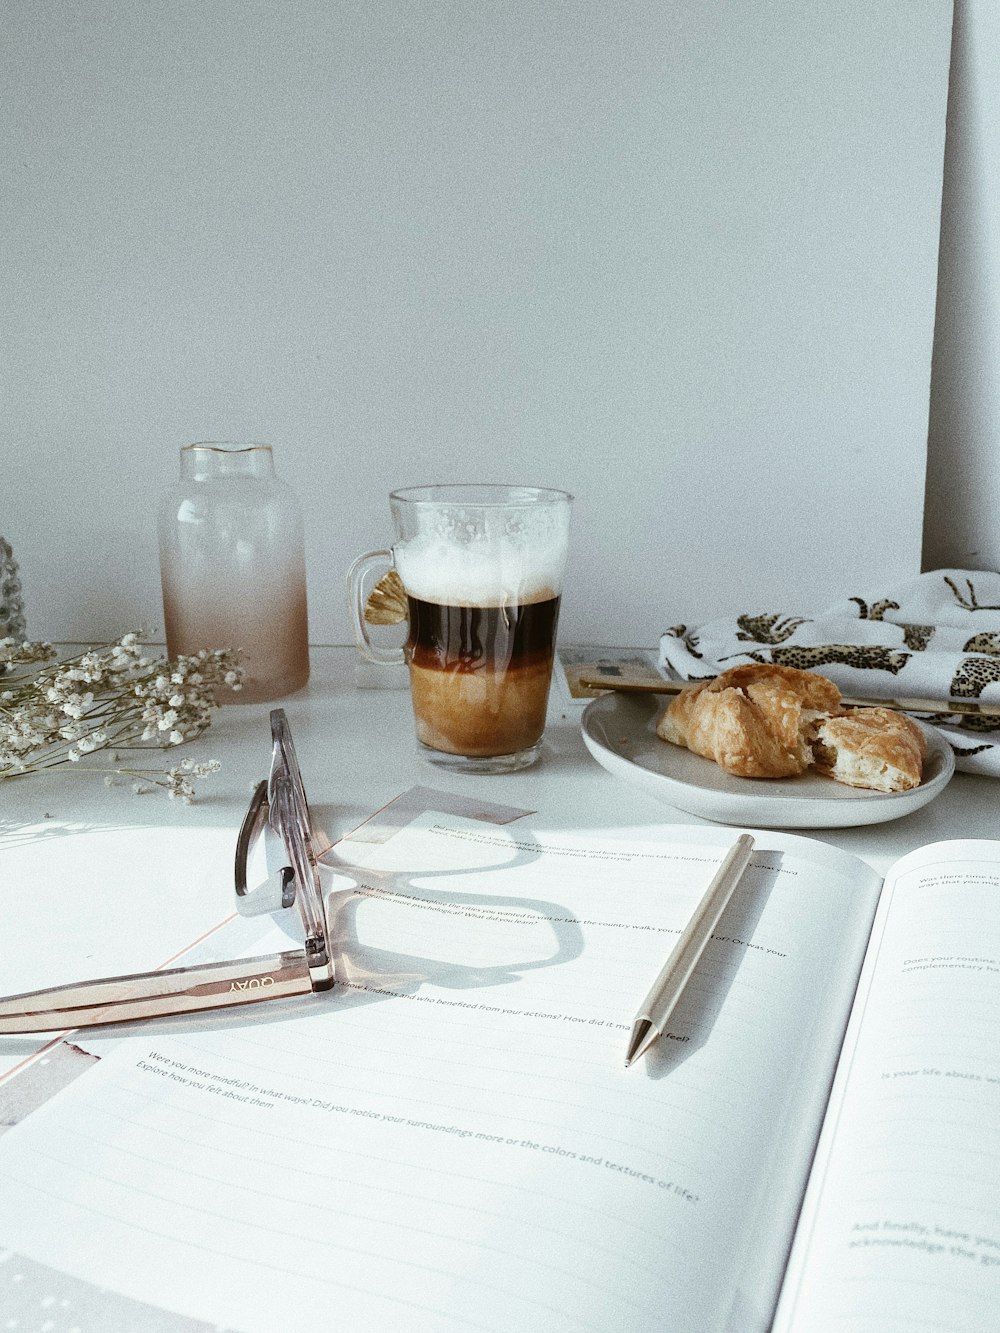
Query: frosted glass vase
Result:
<box><xmin>158</xmin><ymin>443</ymin><xmax>310</xmax><ymax>704</ymax></box>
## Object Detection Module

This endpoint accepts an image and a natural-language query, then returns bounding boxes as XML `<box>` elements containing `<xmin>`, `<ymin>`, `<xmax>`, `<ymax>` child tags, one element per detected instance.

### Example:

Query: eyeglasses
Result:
<box><xmin>0</xmin><ymin>709</ymin><xmax>335</xmax><ymax>1033</ymax></box>
<box><xmin>235</xmin><ymin>708</ymin><xmax>334</xmax><ymax>991</ymax></box>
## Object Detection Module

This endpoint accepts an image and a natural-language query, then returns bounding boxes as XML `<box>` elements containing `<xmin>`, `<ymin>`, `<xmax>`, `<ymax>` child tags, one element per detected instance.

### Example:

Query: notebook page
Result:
<box><xmin>0</xmin><ymin>815</ymin><xmax>880</xmax><ymax>1333</ymax></box>
<box><xmin>773</xmin><ymin>839</ymin><xmax>1000</xmax><ymax>1332</ymax></box>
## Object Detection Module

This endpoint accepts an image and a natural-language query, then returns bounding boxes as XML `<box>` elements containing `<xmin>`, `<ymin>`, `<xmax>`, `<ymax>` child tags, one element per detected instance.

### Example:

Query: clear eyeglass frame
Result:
<box><xmin>234</xmin><ymin>708</ymin><xmax>334</xmax><ymax>990</ymax></box>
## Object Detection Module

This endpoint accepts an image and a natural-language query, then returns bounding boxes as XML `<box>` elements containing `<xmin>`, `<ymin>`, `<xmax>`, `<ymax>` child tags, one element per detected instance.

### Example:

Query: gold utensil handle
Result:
<box><xmin>578</xmin><ymin>676</ymin><xmax>996</xmax><ymax>719</ymax></box>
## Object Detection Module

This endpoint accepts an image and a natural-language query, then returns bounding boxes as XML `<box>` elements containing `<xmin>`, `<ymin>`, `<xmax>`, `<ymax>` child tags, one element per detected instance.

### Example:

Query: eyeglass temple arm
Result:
<box><xmin>0</xmin><ymin>952</ymin><xmax>316</xmax><ymax>1033</ymax></box>
<box><xmin>271</xmin><ymin>775</ymin><xmax>335</xmax><ymax>990</ymax></box>
<box><xmin>235</xmin><ymin>779</ymin><xmax>335</xmax><ymax>993</ymax></box>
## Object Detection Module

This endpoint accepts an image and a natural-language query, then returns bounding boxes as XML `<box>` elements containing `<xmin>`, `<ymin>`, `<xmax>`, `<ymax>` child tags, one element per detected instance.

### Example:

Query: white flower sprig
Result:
<box><xmin>0</xmin><ymin>632</ymin><xmax>242</xmax><ymax>801</ymax></box>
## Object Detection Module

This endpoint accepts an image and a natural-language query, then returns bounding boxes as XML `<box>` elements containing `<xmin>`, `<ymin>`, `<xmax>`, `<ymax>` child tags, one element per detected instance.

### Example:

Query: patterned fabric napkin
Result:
<box><xmin>658</xmin><ymin>569</ymin><xmax>1000</xmax><ymax>776</ymax></box>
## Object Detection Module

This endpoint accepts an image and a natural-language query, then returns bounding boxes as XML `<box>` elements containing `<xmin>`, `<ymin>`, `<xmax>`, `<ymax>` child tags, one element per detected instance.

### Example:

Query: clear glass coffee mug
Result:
<box><xmin>348</xmin><ymin>485</ymin><xmax>572</xmax><ymax>774</ymax></box>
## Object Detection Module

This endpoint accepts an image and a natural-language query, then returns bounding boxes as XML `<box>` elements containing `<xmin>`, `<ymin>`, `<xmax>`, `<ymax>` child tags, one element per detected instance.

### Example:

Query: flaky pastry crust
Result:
<box><xmin>656</xmin><ymin>664</ymin><xmax>926</xmax><ymax>791</ymax></box>
<box><xmin>812</xmin><ymin>707</ymin><xmax>927</xmax><ymax>793</ymax></box>
<box><xmin>657</xmin><ymin>664</ymin><xmax>841</xmax><ymax>778</ymax></box>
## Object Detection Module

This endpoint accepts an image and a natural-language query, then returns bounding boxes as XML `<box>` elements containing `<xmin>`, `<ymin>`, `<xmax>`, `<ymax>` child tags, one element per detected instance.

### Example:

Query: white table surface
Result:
<box><xmin>2</xmin><ymin>645</ymin><xmax>996</xmax><ymax>1083</ymax></box>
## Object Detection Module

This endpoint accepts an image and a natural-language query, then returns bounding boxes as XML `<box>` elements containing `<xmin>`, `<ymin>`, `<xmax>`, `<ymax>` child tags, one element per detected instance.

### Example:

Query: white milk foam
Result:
<box><xmin>395</xmin><ymin>536</ymin><xmax>566</xmax><ymax>605</ymax></box>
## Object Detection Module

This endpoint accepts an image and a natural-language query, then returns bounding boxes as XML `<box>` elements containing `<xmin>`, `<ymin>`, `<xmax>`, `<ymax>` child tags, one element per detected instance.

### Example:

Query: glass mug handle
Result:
<box><xmin>347</xmin><ymin>550</ymin><xmax>406</xmax><ymax>665</ymax></box>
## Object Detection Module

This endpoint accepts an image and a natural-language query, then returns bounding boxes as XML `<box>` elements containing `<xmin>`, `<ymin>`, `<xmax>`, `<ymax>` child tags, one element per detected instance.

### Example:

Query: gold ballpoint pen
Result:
<box><xmin>625</xmin><ymin>834</ymin><xmax>756</xmax><ymax>1067</ymax></box>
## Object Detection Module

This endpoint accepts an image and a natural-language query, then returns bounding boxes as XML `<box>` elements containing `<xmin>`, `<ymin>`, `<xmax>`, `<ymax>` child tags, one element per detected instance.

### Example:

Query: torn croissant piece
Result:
<box><xmin>364</xmin><ymin>570</ymin><xmax>408</xmax><ymax>625</ymax></box>
<box><xmin>811</xmin><ymin>707</ymin><xmax>927</xmax><ymax>793</ymax></box>
<box><xmin>656</xmin><ymin>664</ymin><xmax>926</xmax><ymax>791</ymax></box>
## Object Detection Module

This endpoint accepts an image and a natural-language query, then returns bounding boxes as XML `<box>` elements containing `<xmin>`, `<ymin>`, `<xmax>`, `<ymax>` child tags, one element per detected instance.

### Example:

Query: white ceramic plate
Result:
<box><xmin>580</xmin><ymin>692</ymin><xmax>955</xmax><ymax>829</ymax></box>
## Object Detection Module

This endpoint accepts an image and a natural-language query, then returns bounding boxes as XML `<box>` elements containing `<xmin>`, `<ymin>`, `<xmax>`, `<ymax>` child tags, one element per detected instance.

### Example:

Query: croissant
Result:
<box><xmin>812</xmin><ymin>707</ymin><xmax>927</xmax><ymax>793</ymax></box>
<box><xmin>657</xmin><ymin>664</ymin><xmax>925</xmax><ymax>791</ymax></box>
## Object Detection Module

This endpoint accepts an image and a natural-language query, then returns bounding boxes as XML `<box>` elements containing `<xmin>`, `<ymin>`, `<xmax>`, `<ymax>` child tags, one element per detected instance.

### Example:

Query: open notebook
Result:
<box><xmin>0</xmin><ymin>810</ymin><xmax>997</xmax><ymax>1331</ymax></box>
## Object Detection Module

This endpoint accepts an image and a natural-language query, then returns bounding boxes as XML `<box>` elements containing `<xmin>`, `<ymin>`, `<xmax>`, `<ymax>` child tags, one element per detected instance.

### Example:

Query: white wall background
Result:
<box><xmin>3</xmin><ymin>1</ymin><xmax>953</xmax><ymax>648</ymax></box>
<box><xmin>925</xmin><ymin>0</ymin><xmax>1000</xmax><ymax>572</ymax></box>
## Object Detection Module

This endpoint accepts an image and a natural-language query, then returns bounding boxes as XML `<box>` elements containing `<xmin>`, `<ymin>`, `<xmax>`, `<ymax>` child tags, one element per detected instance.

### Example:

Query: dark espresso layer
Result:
<box><xmin>406</xmin><ymin>594</ymin><xmax>561</xmax><ymax>673</ymax></box>
<box><xmin>405</xmin><ymin>593</ymin><xmax>561</xmax><ymax>756</ymax></box>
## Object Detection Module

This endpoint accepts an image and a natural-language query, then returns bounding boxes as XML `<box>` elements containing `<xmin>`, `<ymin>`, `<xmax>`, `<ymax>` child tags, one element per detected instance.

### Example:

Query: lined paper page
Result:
<box><xmin>0</xmin><ymin>816</ymin><xmax>880</xmax><ymax>1332</ymax></box>
<box><xmin>773</xmin><ymin>840</ymin><xmax>1000</xmax><ymax>1332</ymax></box>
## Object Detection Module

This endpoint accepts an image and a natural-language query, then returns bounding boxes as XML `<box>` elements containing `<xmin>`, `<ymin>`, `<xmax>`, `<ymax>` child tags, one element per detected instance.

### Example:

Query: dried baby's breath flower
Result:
<box><xmin>0</xmin><ymin>633</ymin><xmax>242</xmax><ymax>799</ymax></box>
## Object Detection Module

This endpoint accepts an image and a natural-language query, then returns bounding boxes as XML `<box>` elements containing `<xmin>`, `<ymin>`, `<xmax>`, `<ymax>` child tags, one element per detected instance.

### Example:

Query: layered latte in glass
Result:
<box><xmin>350</xmin><ymin>486</ymin><xmax>572</xmax><ymax>773</ymax></box>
